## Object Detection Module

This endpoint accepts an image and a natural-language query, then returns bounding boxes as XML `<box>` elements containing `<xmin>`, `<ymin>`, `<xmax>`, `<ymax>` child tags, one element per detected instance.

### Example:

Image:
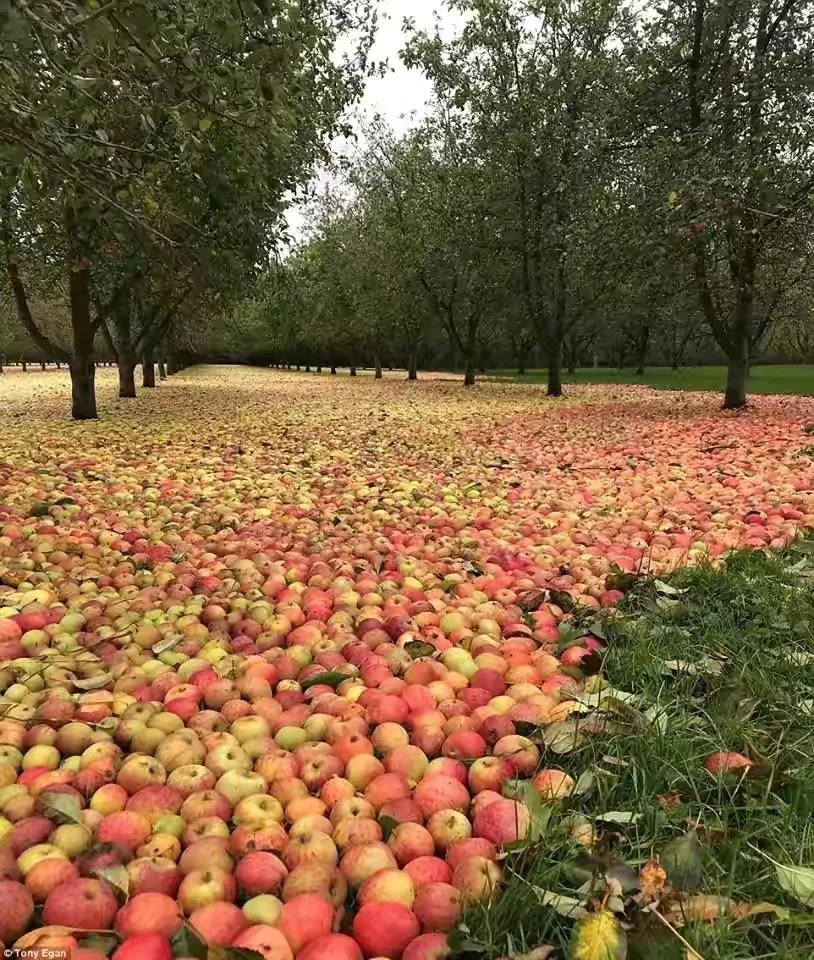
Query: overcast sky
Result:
<box><xmin>285</xmin><ymin>0</ymin><xmax>455</xmax><ymax>242</ymax></box>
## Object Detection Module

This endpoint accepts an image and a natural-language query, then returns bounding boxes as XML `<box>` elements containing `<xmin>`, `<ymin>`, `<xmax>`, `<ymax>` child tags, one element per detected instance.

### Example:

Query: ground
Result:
<box><xmin>494</xmin><ymin>365</ymin><xmax>814</xmax><ymax>397</ymax></box>
<box><xmin>0</xmin><ymin>366</ymin><xmax>813</xmax><ymax>959</ymax></box>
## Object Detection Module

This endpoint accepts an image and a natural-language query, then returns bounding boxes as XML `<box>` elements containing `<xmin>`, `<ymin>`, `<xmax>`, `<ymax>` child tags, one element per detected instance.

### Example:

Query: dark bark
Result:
<box><xmin>69</xmin><ymin>355</ymin><xmax>96</xmax><ymax>421</ymax></box>
<box><xmin>349</xmin><ymin>366</ymin><xmax>357</xmax><ymax>377</ymax></box>
<box><xmin>118</xmin><ymin>360</ymin><xmax>136</xmax><ymax>398</ymax></box>
<box><xmin>634</xmin><ymin>323</ymin><xmax>650</xmax><ymax>376</ymax></box>
<box><xmin>463</xmin><ymin>317</ymin><xmax>478</xmax><ymax>387</ymax></box>
<box><xmin>407</xmin><ymin>346</ymin><xmax>418</xmax><ymax>380</ymax></box>
<box><xmin>142</xmin><ymin>345</ymin><xmax>156</xmax><ymax>387</ymax></box>
<box><xmin>330</xmin><ymin>365</ymin><xmax>337</xmax><ymax>375</ymax></box>
<box><xmin>316</xmin><ymin>365</ymin><xmax>322</xmax><ymax>373</ymax></box>
<box><xmin>305</xmin><ymin>364</ymin><xmax>311</xmax><ymax>372</ymax></box>
<box><xmin>21</xmin><ymin>360</ymin><xmax>26</xmax><ymax>372</ymax></box>
<box><xmin>113</xmin><ymin>294</ymin><xmax>136</xmax><ymax>398</ymax></box>
<box><xmin>547</xmin><ymin>337</ymin><xmax>563</xmax><ymax>397</ymax></box>
<box><xmin>158</xmin><ymin>360</ymin><xmax>167</xmax><ymax>380</ymax></box>
<box><xmin>68</xmin><ymin>256</ymin><xmax>97</xmax><ymax>419</ymax></box>
<box><xmin>374</xmin><ymin>352</ymin><xmax>382</xmax><ymax>379</ymax></box>
<box><xmin>40</xmin><ymin>361</ymin><xmax>46</xmax><ymax>371</ymax></box>
<box><xmin>724</xmin><ymin>323</ymin><xmax>750</xmax><ymax>409</ymax></box>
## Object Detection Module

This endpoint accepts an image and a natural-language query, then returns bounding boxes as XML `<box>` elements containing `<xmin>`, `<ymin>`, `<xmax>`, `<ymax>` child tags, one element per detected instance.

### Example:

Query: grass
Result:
<box><xmin>491</xmin><ymin>365</ymin><xmax>814</xmax><ymax>396</ymax></box>
<box><xmin>458</xmin><ymin>542</ymin><xmax>814</xmax><ymax>960</ymax></box>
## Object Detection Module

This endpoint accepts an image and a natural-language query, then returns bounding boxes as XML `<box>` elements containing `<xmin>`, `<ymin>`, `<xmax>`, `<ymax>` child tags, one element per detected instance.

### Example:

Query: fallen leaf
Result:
<box><xmin>533</xmin><ymin>887</ymin><xmax>590</xmax><ymax>918</ymax></box>
<box><xmin>661</xmin><ymin>830</ymin><xmax>704</xmax><ymax>893</ymax></box>
<box><xmin>596</xmin><ymin>811</ymin><xmax>642</xmax><ymax>825</ymax></box>
<box><xmin>773</xmin><ymin>861</ymin><xmax>814</xmax><ymax>907</ymax></box>
<box><xmin>639</xmin><ymin>860</ymin><xmax>668</xmax><ymax>903</ymax></box>
<box><xmin>569</xmin><ymin>909</ymin><xmax>628</xmax><ymax>959</ymax></box>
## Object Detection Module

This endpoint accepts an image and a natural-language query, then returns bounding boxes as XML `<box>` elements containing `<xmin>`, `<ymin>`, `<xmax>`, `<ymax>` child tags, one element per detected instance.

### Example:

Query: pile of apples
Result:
<box><xmin>0</xmin><ymin>370</ymin><xmax>811</xmax><ymax>959</ymax></box>
<box><xmin>0</xmin><ymin>559</ymin><xmax>591</xmax><ymax>960</ymax></box>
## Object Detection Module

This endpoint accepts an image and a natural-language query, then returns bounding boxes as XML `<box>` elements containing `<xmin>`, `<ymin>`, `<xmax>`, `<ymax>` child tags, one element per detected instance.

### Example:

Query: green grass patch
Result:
<box><xmin>491</xmin><ymin>365</ymin><xmax>814</xmax><ymax>396</ymax></box>
<box><xmin>458</xmin><ymin>544</ymin><xmax>814</xmax><ymax>959</ymax></box>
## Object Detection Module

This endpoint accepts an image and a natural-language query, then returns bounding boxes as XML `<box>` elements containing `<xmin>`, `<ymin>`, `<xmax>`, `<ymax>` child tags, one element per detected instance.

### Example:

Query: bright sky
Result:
<box><xmin>285</xmin><ymin>0</ymin><xmax>456</xmax><ymax>243</ymax></box>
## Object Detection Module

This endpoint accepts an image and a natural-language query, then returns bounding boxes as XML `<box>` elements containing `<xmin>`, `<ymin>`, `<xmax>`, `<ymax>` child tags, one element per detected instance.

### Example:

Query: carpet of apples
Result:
<box><xmin>0</xmin><ymin>366</ymin><xmax>811</xmax><ymax>960</ymax></box>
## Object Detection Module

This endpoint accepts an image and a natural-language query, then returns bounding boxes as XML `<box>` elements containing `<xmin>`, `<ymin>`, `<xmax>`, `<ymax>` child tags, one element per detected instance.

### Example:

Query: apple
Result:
<box><xmin>115</xmin><ymin>892</ymin><xmax>184</xmax><ymax>938</ymax></box>
<box><xmin>388</xmin><ymin>822</ymin><xmax>436</xmax><ymax>866</ymax></box>
<box><xmin>89</xmin><ymin>783</ymin><xmax>128</xmax><ymax>817</ymax></box>
<box><xmin>233</xmin><ymin>793</ymin><xmax>284</xmax><ymax>825</ymax></box>
<box><xmin>180</xmin><ymin>789</ymin><xmax>232</xmax><ymax>822</ymax></box>
<box><xmin>96</xmin><ymin>810</ymin><xmax>152</xmax><ymax>852</ymax></box>
<box><xmin>277</xmin><ymin>892</ymin><xmax>335</xmax><ymax>954</ymax></box>
<box><xmin>532</xmin><ymin>768</ymin><xmax>575</xmax><ymax>799</ymax></box>
<box><xmin>413</xmin><ymin>882</ymin><xmax>462</xmax><ymax>932</ymax></box>
<box><xmin>234</xmin><ymin>851</ymin><xmax>288</xmax><ymax>896</ymax></box>
<box><xmin>402</xmin><ymin>932</ymin><xmax>450</xmax><ymax>960</ymax></box>
<box><xmin>414</xmin><ymin>775</ymin><xmax>469</xmax><ymax>817</ymax></box>
<box><xmin>282</xmin><ymin>831</ymin><xmax>338</xmax><ymax>871</ymax></box>
<box><xmin>0</xmin><ymin>880</ymin><xmax>34</xmax><ymax>942</ymax></box>
<box><xmin>17</xmin><ymin>843</ymin><xmax>68</xmax><ymax>877</ymax></box>
<box><xmin>43</xmin><ymin>878</ymin><xmax>118</xmax><ymax>929</ymax></box>
<box><xmin>352</xmin><ymin>902</ymin><xmax>420</xmax><ymax>959</ymax></box>
<box><xmin>339</xmin><ymin>842</ymin><xmax>397</xmax><ymax>888</ymax></box>
<box><xmin>179</xmin><ymin>838</ymin><xmax>234</xmax><ymax>874</ymax></box>
<box><xmin>178</xmin><ymin>867</ymin><xmax>236</xmax><ymax>913</ymax></box>
<box><xmin>188</xmin><ymin>901</ymin><xmax>247</xmax><ymax>945</ymax></box>
<box><xmin>112</xmin><ymin>934</ymin><xmax>173</xmax><ymax>960</ymax></box>
<box><xmin>446</xmin><ymin>838</ymin><xmax>497</xmax><ymax>871</ymax></box>
<box><xmin>243</xmin><ymin>893</ymin><xmax>283</xmax><ymax>925</ymax></box>
<box><xmin>426</xmin><ymin>809</ymin><xmax>471</xmax><ymax>850</ymax></box>
<box><xmin>216</xmin><ymin>769</ymin><xmax>267</xmax><ymax>806</ymax></box>
<box><xmin>24</xmin><ymin>859</ymin><xmax>79</xmax><ymax>902</ymax></box>
<box><xmin>452</xmin><ymin>856</ymin><xmax>503</xmax><ymax>902</ymax></box>
<box><xmin>167</xmin><ymin>764</ymin><xmax>216</xmax><ymax>796</ymax></box>
<box><xmin>231</xmin><ymin>924</ymin><xmax>294</xmax><ymax>960</ymax></box>
<box><xmin>358</xmin><ymin>868</ymin><xmax>415</xmax><ymax>908</ymax></box>
<box><xmin>298</xmin><ymin>933</ymin><xmax>363</xmax><ymax>960</ymax></box>
<box><xmin>127</xmin><ymin>856</ymin><xmax>182</xmax><ymax>896</ymax></box>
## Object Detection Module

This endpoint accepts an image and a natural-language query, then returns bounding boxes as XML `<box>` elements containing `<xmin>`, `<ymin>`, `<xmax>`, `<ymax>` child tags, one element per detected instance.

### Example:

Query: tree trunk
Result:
<box><xmin>316</xmin><ymin>365</ymin><xmax>322</xmax><ymax>373</ymax></box>
<box><xmin>69</xmin><ymin>356</ymin><xmax>96</xmax><ymax>420</ymax></box>
<box><xmin>21</xmin><ymin>359</ymin><xmax>26</xmax><ymax>372</ymax></box>
<box><xmin>349</xmin><ymin>366</ymin><xmax>357</xmax><ymax>377</ymax></box>
<box><xmin>68</xmin><ymin>254</ymin><xmax>97</xmax><ymax>420</ymax></box>
<box><xmin>374</xmin><ymin>353</ymin><xmax>382</xmax><ymax>379</ymax></box>
<box><xmin>547</xmin><ymin>338</ymin><xmax>563</xmax><ymax>397</ymax></box>
<box><xmin>407</xmin><ymin>346</ymin><xmax>418</xmax><ymax>381</ymax></box>
<box><xmin>724</xmin><ymin>331</ymin><xmax>749</xmax><ymax>409</ymax></box>
<box><xmin>118</xmin><ymin>360</ymin><xmax>136</xmax><ymax>398</ymax></box>
<box><xmin>330</xmin><ymin>365</ymin><xmax>337</xmax><ymax>375</ymax></box>
<box><xmin>463</xmin><ymin>318</ymin><xmax>478</xmax><ymax>386</ymax></box>
<box><xmin>142</xmin><ymin>345</ymin><xmax>156</xmax><ymax>387</ymax></box>
<box><xmin>40</xmin><ymin>361</ymin><xmax>46</xmax><ymax>371</ymax></box>
<box><xmin>158</xmin><ymin>360</ymin><xmax>167</xmax><ymax>380</ymax></box>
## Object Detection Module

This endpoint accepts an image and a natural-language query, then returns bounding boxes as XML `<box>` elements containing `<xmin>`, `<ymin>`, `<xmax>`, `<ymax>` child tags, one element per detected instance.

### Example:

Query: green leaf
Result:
<box><xmin>533</xmin><ymin>886</ymin><xmax>589</xmax><ymax>918</ymax></box>
<box><xmin>171</xmin><ymin>924</ymin><xmax>208</xmax><ymax>960</ymax></box>
<box><xmin>774</xmin><ymin>862</ymin><xmax>814</xmax><ymax>907</ymax></box>
<box><xmin>78</xmin><ymin>933</ymin><xmax>120</xmax><ymax>956</ymax></box>
<box><xmin>30</xmin><ymin>502</ymin><xmax>51</xmax><ymax>517</ymax></box>
<box><xmin>405</xmin><ymin>640</ymin><xmax>435</xmax><ymax>659</ymax></box>
<box><xmin>379</xmin><ymin>815</ymin><xmax>398</xmax><ymax>840</ymax></box>
<box><xmin>91</xmin><ymin>863</ymin><xmax>130</xmax><ymax>901</ymax></box>
<box><xmin>300</xmin><ymin>670</ymin><xmax>348</xmax><ymax>691</ymax></box>
<box><xmin>661</xmin><ymin>829</ymin><xmax>704</xmax><ymax>892</ymax></box>
<box><xmin>38</xmin><ymin>790</ymin><xmax>84</xmax><ymax>825</ymax></box>
<box><xmin>523</xmin><ymin>780</ymin><xmax>553</xmax><ymax>842</ymax></box>
<box><xmin>543</xmin><ymin>721</ymin><xmax>586</xmax><ymax>754</ymax></box>
<box><xmin>198</xmin><ymin>116</ymin><xmax>213</xmax><ymax>132</ymax></box>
